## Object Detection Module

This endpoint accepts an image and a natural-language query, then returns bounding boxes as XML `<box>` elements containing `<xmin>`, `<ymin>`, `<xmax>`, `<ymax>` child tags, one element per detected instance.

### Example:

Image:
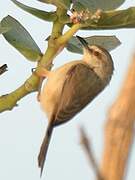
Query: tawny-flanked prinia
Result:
<box><xmin>36</xmin><ymin>36</ymin><xmax>114</xmax><ymax>175</ymax></box>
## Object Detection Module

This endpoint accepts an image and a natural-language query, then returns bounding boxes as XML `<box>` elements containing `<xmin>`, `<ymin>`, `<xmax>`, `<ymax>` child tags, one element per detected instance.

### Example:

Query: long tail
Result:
<box><xmin>38</xmin><ymin>120</ymin><xmax>54</xmax><ymax>176</ymax></box>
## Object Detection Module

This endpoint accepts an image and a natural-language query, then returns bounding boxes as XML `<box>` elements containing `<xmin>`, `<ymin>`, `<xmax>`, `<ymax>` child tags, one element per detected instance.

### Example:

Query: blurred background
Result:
<box><xmin>0</xmin><ymin>0</ymin><xmax>135</xmax><ymax>180</ymax></box>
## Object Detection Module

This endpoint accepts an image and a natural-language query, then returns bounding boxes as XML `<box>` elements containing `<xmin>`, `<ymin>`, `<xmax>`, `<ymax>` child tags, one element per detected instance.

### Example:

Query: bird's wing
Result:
<box><xmin>54</xmin><ymin>63</ymin><xmax>104</xmax><ymax>126</ymax></box>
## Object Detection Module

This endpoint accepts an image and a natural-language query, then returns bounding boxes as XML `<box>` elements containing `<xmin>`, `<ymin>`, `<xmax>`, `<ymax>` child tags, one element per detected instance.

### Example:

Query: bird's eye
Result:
<box><xmin>93</xmin><ymin>51</ymin><xmax>100</xmax><ymax>57</ymax></box>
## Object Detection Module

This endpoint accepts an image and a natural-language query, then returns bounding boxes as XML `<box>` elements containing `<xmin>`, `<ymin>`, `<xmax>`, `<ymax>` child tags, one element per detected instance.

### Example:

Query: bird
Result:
<box><xmin>36</xmin><ymin>36</ymin><xmax>114</xmax><ymax>176</ymax></box>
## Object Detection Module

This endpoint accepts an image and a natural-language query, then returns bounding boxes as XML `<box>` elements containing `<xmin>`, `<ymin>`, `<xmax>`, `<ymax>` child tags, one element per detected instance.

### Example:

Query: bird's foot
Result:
<box><xmin>33</xmin><ymin>66</ymin><xmax>50</xmax><ymax>102</ymax></box>
<box><xmin>36</xmin><ymin>66</ymin><xmax>50</xmax><ymax>78</ymax></box>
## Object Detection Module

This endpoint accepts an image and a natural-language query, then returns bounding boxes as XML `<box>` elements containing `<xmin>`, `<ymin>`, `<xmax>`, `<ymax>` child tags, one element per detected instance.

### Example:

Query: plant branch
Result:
<box><xmin>0</xmin><ymin>72</ymin><xmax>40</xmax><ymax>112</ymax></box>
<box><xmin>0</xmin><ymin>7</ymin><xmax>81</xmax><ymax>113</ymax></box>
<box><xmin>57</xmin><ymin>23</ymin><xmax>81</xmax><ymax>45</ymax></box>
<box><xmin>0</xmin><ymin>7</ymin><xmax>65</xmax><ymax>113</ymax></box>
<box><xmin>101</xmin><ymin>53</ymin><xmax>135</xmax><ymax>180</ymax></box>
<box><xmin>80</xmin><ymin>127</ymin><xmax>104</xmax><ymax>180</ymax></box>
<box><xmin>37</xmin><ymin>8</ymin><xmax>67</xmax><ymax>67</ymax></box>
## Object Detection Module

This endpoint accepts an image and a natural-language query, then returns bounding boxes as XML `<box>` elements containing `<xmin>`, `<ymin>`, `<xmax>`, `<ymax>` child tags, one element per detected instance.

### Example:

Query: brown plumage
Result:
<box><xmin>38</xmin><ymin>36</ymin><xmax>114</xmax><ymax>175</ymax></box>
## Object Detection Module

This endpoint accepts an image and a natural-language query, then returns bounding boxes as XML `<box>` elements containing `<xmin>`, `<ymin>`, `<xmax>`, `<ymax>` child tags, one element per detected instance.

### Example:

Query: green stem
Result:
<box><xmin>0</xmin><ymin>7</ymin><xmax>66</xmax><ymax>112</ymax></box>
<box><xmin>0</xmin><ymin>73</ymin><xmax>40</xmax><ymax>112</ymax></box>
<box><xmin>39</xmin><ymin>8</ymin><xmax>66</xmax><ymax>66</ymax></box>
<box><xmin>57</xmin><ymin>23</ymin><xmax>81</xmax><ymax>45</ymax></box>
<box><xmin>0</xmin><ymin>8</ymin><xmax>81</xmax><ymax>113</ymax></box>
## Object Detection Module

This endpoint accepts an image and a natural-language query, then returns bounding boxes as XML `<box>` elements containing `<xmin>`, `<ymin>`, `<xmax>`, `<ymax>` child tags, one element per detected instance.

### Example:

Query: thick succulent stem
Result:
<box><xmin>0</xmin><ymin>7</ymin><xmax>81</xmax><ymax>112</ymax></box>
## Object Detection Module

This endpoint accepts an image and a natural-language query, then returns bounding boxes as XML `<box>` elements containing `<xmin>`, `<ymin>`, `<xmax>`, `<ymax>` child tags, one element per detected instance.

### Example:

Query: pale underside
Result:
<box><xmin>40</xmin><ymin>61</ymin><xmax>105</xmax><ymax>126</ymax></box>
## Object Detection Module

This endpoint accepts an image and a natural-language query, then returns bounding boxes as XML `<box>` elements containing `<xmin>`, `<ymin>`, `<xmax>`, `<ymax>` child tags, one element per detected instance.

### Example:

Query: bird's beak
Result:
<box><xmin>76</xmin><ymin>36</ymin><xmax>92</xmax><ymax>53</ymax></box>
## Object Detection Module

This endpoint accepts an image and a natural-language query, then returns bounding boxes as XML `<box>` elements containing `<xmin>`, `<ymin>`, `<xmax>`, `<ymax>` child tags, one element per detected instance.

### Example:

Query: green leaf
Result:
<box><xmin>72</xmin><ymin>0</ymin><xmax>125</xmax><ymax>12</ymax></box>
<box><xmin>95</xmin><ymin>7</ymin><xmax>135</xmax><ymax>29</ymax></box>
<box><xmin>38</xmin><ymin>0</ymin><xmax>71</xmax><ymax>9</ymax></box>
<box><xmin>1</xmin><ymin>15</ymin><xmax>42</xmax><ymax>62</ymax></box>
<box><xmin>68</xmin><ymin>7</ymin><xmax>135</xmax><ymax>30</ymax></box>
<box><xmin>0</xmin><ymin>24</ymin><xmax>10</xmax><ymax>34</ymax></box>
<box><xmin>66</xmin><ymin>36</ymin><xmax>121</xmax><ymax>54</ymax></box>
<box><xmin>11</xmin><ymin>0</ymin><xmax>57</xmax><ymax>22</ymax></box>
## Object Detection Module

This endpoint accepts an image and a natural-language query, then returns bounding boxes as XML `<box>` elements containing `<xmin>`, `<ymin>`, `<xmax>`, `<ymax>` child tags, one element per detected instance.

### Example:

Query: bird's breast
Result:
<box><xmin>40</xmin><ymin>60</ymin><xmax>83</xmax><ymax>121</ymax></box>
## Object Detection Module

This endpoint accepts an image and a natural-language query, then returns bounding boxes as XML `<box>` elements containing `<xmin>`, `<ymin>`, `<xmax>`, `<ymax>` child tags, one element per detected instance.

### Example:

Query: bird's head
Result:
<box><xmin>76</xmin><ymin>36</ymin><xmax>114</xmax><ymax>83</ymax></box>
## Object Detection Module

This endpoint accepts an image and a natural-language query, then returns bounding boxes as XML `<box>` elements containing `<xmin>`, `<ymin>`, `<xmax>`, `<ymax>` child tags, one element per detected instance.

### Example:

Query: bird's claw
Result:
<box><xmin>35</xmin><ymin>66</ymin><xmax>50</xmax><ymax>78</ymax></box>
<box><xmin>32</xmin><ymin>66</ymin><xmax>50</xmax><ymax>102</ymax></box>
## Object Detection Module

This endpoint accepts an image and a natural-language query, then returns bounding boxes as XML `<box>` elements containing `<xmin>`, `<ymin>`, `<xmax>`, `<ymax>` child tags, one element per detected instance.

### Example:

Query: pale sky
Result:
<box><xmin>0</xmin><ymin>1</ymin><xmax>135</xmax><ymax>180</ymax></box>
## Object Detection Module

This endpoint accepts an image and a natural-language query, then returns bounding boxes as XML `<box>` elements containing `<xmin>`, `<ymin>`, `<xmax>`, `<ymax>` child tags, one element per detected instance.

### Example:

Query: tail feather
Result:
<box><xmin>38</xmin><ymin>121</ymin><xmax>54</xmax><ymax>176</ymax></box>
